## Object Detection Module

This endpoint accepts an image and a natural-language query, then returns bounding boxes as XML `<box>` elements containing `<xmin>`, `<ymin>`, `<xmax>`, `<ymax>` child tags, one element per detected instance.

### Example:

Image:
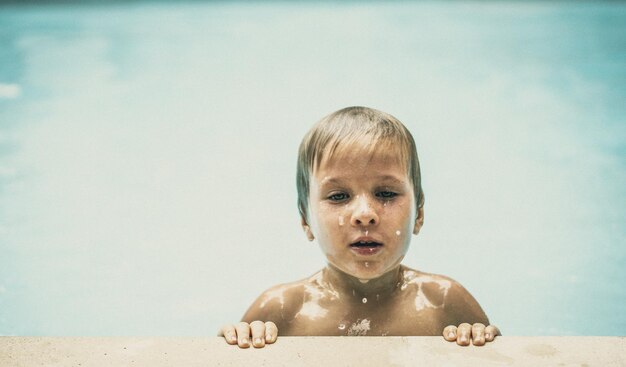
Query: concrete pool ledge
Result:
<box><xmin>1</xmin><ymin>336</ymin><xmax>624</xmax><ymax>366</ymax></box>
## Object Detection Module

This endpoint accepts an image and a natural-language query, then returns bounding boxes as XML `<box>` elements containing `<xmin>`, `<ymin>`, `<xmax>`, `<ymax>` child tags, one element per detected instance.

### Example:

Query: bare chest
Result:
<box><xmin>282</xmin><ymin>296</ymin><xmax>445</xmax><ymax>336</ymax></box>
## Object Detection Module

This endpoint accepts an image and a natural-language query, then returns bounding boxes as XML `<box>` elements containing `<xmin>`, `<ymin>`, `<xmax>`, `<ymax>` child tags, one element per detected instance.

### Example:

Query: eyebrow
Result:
<box><xmin>376</xmin><ymin>175</ymin><xmax>408</xmax><ymax>186</ymax></box>
<box><xmin>320</xmin><ymin>175</ymin><xmax>407</xmax><ymax>186</ymax></box>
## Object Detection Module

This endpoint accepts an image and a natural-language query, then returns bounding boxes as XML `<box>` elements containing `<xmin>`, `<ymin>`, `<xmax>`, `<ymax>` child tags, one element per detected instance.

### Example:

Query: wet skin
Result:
<box><xmin>224</xmin><ymin>145</ymin><xmax>496</xmax><ymax>346</ymax></box>
<box><xmin>240</xmin><ymin>147</ymin><xmax>489</xmax><ymax>339</ymax></box>
<box><xmin>242</xmin><ymin>265</ymin><xmax>489</xmax><ymax>337</ymax></box>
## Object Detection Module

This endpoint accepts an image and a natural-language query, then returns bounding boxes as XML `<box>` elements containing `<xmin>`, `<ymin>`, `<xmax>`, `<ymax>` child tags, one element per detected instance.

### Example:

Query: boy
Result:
<box><xmin>220</xmin><ymin>106</ymin><xmax>499</xmax><ymax>348</ymax></box>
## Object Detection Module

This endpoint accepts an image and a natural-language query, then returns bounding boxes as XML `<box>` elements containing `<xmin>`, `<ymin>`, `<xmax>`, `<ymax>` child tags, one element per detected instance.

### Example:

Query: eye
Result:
<box><xmin>328</xmin><ymin>192</ymin><xmax>349</xmax><ymax>202</ymax></box>
<box><xmin>376</xmin><ymin>191</ymin><xmax>397</xmax><ymax>199</ymax></box>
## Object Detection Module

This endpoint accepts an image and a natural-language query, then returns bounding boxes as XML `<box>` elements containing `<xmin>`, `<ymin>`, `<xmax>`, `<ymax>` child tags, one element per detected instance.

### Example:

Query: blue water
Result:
<box><xmin>0</xmin><ymin>1</ymin><xmax>624</xmax><ymax>336</ymax></box>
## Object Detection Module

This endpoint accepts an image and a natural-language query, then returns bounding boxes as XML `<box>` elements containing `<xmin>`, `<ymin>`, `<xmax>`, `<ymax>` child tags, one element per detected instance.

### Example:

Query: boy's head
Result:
<box><xmin>297</xmin><ymin>106</ymin><xmax>424</xmax><ymax>224</ymax></box>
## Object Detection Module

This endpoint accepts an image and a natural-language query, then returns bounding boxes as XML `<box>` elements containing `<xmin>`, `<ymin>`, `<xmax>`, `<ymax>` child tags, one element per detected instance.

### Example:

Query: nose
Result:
<box><xmin>350</xmin><ymin>195</ymin><xmax>379</xmax><ymax>227</ymax></box>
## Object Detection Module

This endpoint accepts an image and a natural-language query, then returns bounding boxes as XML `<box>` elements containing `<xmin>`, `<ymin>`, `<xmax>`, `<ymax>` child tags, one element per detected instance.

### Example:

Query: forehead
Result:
<box><xmin>314</xmin><ymin>139</ymin><xmax>409</xmax><ymax>179</ymax></box>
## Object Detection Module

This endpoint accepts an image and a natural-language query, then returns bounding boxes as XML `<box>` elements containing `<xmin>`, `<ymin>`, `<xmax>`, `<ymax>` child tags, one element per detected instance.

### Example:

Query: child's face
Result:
<box><xmin>305</xmin><ymin>145</ymin><xmax>423</xmax><ymax>281</ymax></box>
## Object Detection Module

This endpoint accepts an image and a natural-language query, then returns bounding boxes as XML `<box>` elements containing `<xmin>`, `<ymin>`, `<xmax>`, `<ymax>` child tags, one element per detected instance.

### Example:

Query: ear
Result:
<box><xmin>301</xmin><ymin>216</ymin><xmax>315</xmax><ymax>241</ymax></box>
<box><xmin>413</xmin><ymin>206</ymin><xmax>424</xmax><ymax>235</ymax></box>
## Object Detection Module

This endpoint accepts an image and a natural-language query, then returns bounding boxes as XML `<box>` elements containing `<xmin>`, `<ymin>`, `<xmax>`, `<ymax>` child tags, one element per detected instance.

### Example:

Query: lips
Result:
<box><xmin>350</xmin><ymin>240</ymin><xmax>383</xmax><ymax>248</ymax></box>
<box><xmin>349</xmin><ymin>237</ymin><xmax>383</xmax><ymax>256</ymax></box>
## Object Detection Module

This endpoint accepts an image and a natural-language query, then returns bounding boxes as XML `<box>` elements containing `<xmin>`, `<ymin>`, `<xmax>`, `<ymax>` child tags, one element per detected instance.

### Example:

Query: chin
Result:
<box><xmin>350</xmin><ymin>263</ymin><xmax>389</xmax><ymax>279</ymax></box>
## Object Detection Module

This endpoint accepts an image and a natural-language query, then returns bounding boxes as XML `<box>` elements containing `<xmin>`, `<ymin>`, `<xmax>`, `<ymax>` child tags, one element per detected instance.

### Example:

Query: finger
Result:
<box><xmin>265</xmin><ymin>321</ymin><xmax>278</xmax><ymax>344</ymax></box>
<box><xmin>442</xmin><ymin>325</ymin><xmax>457</xmax><ymax>341</ymax></box>
<box><xmin>219</xmin><ymin>325</ymin><xmax>238</xmax><ymax>345</ymax></box>
<box><xmin>456</xmin><ymin>323</ymin><xmax>472</xmax><ymax>346</ymax></box>
<box><xmin>485</xmin><ymin>325</ymin><xmax>500</xmax><ymax>342</ymax></box>
<box><xmin>235</xmin><ymin>322</ymin><xmax>251</xmax><ymax>348</ymax></box>
<box><xmin>471</xmin><ymin>323</ymin><xmax>486</xmax><ymax>346</ymax></box>
<box><xmin>250</xmin><ymin>321</ymin><xmax>266</xmax><ymax>348</ymax></box>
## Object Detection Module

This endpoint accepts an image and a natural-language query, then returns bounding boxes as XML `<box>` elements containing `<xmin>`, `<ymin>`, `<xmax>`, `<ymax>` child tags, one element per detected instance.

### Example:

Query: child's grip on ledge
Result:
<box><xmin>219</xmin><ymin>321</ymin><xmax>500</xmax><ymax>348</ymax></box>
<box><xmin>219</xmin><ymin>107</ymin><xmax>500</xmax><ymax>348</ymax></box>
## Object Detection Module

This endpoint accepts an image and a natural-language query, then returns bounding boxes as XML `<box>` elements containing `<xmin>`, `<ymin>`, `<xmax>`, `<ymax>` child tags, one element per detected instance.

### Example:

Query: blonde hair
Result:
<box><xmin>297</xmin><ymin>106</ymin><xmax>423</xmax><ymax>221</ymax></box>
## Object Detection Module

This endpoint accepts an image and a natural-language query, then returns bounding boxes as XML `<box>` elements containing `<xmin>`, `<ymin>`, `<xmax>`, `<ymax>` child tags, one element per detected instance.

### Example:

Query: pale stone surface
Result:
<box><xmin>0</xmin><ymin>337</ymin><xmax>625</xmax><ymax>366</ymax></box>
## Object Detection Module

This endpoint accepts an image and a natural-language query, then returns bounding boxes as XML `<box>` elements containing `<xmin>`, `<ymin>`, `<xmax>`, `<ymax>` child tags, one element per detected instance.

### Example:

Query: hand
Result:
<box><xmin>443</xmin><ymin>323</ymin><xmax>500</xmax><ymax>346</ymax></box>
<box><xmin>219</xmin><ymin>321</ymin><xmax>278</xmax><ymax>348</ymax></box>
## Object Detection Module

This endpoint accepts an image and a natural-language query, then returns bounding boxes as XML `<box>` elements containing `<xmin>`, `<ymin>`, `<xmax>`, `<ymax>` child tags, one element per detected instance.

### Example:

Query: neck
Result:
<box><xmin>321</xmin><ymin>263</ymin><xmax>404</xmax><ymax>303</ymax></box>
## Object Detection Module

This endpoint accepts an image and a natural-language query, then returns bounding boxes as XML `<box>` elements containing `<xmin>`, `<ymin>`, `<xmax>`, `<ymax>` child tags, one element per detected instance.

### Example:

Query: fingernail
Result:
<box><xmin>448</xmin><ymin>332</ymin><xmax>455</xmax><ymax>338</ymax></box>
<box><xmin>255</xmin><ymin>338</ymin><xmax>262</xmax><ymax>345</ymax></box>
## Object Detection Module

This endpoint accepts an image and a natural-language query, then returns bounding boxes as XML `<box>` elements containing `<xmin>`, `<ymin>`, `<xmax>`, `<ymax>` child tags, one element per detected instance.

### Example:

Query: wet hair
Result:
<box><xmin>297</xmin><ymin>106</ymin><xmax>423</xmax><ymax>221</ymax></box>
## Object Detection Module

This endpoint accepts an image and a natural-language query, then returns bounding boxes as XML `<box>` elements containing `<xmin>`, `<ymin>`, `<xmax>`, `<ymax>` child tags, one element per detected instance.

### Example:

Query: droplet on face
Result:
<box><xmin>396</xmin><ymin>230</ymin><xmax>401</xmax><ymax>236</ymax></box>
<box><xmin>338</xmin><ymin>323</ymin><xmax>346</xmax><ymax>330</ymax></box>
<box><xmin>365</xmin><ymin>262</ymin><xmax>369</xmax><ymax>268</ymax></box>
<box><xmin>362</xmin><ymin>297</ymin><xmax>367</xmax><ymax>303</ymax></box>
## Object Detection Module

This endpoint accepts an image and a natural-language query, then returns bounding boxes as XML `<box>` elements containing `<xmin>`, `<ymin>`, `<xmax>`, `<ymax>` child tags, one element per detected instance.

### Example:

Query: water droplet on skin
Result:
<box><xmin>362</xmin><ymin>298</ymin><xmax>367</xmax><ymax>303</ymax></box>
<box><xmin>376</xmin><ymin>294</ymin><xmax>380</xmax><ymax>301</ymax></box>
<box><xmin>365</xmin><ymin>262</ymin><xmax>369</xmax><ymax>268</ymax></box>
<box><xmin>338</xmin><ymin>324</ymin><xmax>346</xmax><ymax>330</ymax></box>
<box><xmin>359</xmin><ymin>279</ymin><xmax>369</xmax><ymax>283</ymax></box>
<box><xmin>396</xmin><ymin>230</ymin><xmax>401</xmax><ymax>236</ymax></box>
<box><xmin>352</xmin><ymin>290</ymin><xmax>356</xmax><ymax>296</ymax></box>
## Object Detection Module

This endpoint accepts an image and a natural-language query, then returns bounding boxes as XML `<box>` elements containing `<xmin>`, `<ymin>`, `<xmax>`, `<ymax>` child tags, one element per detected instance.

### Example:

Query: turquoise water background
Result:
<box><xmin>0</xmin><ymin>1</ymin><xmax>624</xmax><ymax>336</ymax></box>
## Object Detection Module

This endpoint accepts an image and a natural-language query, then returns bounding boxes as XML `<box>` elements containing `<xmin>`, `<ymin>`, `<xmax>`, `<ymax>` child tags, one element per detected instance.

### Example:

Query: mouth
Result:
<box><xmin>349</xmin><ymin>240</ymin><xmax>383</xmax><ymax>248</ymax></box>
<box><xmin>349</xmin><ymin>238</ymin><xmax>383</xmax><ymax>256</ymax></box>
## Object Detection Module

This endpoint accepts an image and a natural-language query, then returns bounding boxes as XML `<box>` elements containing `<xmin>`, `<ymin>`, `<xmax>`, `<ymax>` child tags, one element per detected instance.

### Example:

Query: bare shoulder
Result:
<box><xmin>400</xmin><ymin>266</ymin><xmax>489</xmax><ymax>325</ymax></box>
<box><xmin>399</xmin><ymin>266</ymin><xmax>455</xmax><ymax>308</ymax></box>
<box><xmin>437</xmin><ymin>274</ymin><xmax>489</xmax><ymax>326</ymax></box>
<box><xmin>240</xmin><ymin>276</ymin><xmax>309</xmax><ymax>329</ymax></box>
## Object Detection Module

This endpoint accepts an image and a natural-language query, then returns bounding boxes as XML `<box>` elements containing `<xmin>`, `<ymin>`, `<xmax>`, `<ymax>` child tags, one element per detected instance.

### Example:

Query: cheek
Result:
<box><xmin>309</xmin><ymin>207</ymin><xmax>337</xmax><ymax>239</ymax></box>
<box><xmin>384</xmin><ymin>199</ymin><xmax>415</xmax><ymax>224</ymax></box>
<box><xmin>387</xmin><ymin>204</ymin><xmax>416</xmax><ymax>244</ymax></box>
<box><xmin>313</xmin><ymin>202</ymin><xmax>344</xmax><ymax>226</ymax></box>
